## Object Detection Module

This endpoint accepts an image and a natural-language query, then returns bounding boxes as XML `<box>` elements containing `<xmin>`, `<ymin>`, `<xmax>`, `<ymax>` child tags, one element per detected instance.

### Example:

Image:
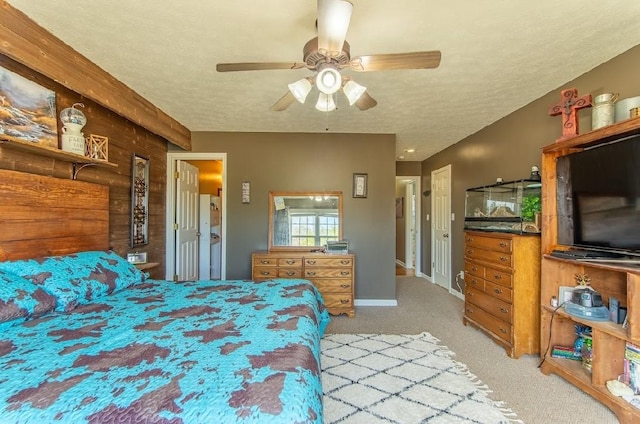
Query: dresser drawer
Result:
<box><xmin>278</xmin><ymin>257</ymin><xmax>303</xmax><ymax>267</ymax></box>
<box><xmin>464</xmin><ymin>304</ymin><xmax>512</xmax><ymax>344</ymax></box>
<box><xmin>464</xmin><ymin>234</ymin><xmax>512</xmax><ymax>253</ymax></box>
<box><xmin>305</xmin><ymin>268</ymin><xmax>353</xmax><ymax>278</ymax></box>
<box><xmin>253</xmin><ymin>256</ymin><xmax>277</xmax><ymax>267</ymax></box>
<box><xmin>485</xmin><ymin>280</ymin><xmax>513</xmax><ymax>303</ymax></box>
<box><xmin>304</xmin><ymin>257</ymin><xmax>353</xmax><ymax>267</ymax></box>
<box><xmin>323</xmin><ymin>293</ymin><xmax>353</xmax><ymax>309</ymax></box>
<box><xmin>311</xmin><ymin>279</ymin><xmax>352</xmax><ymax>293</ymax></box>
<box><xmin>278</xmin><ymin>268</ymin><xmax>302</xmax><ymax>278</ymax></box>
<box><xmin>464</xmin><ymin>261</ymin><xmax>484</xmax><ymax>278</ymax></box>
<box><xmin>466</xmin><ymin>287</ymin><xmax>513</xmax><ymax>324</ymax></box>
<box><xmin>484</xmin><ymin>266</ymin><xmax>513</xmax><ymax>288</ymax></box>
<box><xmin>465</xmin><ymin>274</ymin><xmax>485</xmax><ymax>292</ymax></box>
<box><xmin>465</xmin><ymin>247</ymin><xmax>512</xmax><ymax>268</ymax></box>
<box><xmin>253</xmin><ymin>267</ymin><xmax>277</xmax><ymax>279</ymax></box>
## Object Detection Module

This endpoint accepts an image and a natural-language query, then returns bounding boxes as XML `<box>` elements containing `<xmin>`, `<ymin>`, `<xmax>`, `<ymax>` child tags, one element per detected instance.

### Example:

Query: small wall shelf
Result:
<box><xmin>134</xmin><ymin>262</ymin><xmax>159</xmax><ymax>271</ymax></box>
<box><xmin>0</xmin><ymin>137</ymin><xmax>117</xmax><ymax>179</ymax></box>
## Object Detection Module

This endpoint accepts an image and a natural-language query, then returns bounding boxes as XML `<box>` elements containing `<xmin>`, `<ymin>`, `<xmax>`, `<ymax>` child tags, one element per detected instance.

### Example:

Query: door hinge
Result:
<box><xmin>173</xmin><ymin>223</ymin><xmax>179</xmax><ymax>230</ymax></box>
<box><xmin>174</xmin><ymin>171</ymin><xmax>179</xmax><ymax>179</ymax></box>
<box><xmin>173</xmin><ymin>274</ymin><xmax>178</xmax><ymax>282</ymax></box>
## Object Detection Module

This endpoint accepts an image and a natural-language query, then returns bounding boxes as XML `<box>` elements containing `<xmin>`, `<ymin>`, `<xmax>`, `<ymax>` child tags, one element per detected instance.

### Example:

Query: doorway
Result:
<box><xmin>165</xmin><ymin>152</ymin><xmax>227</xmax><ymax>281</ymax></box>
<box><xmin>431</xmin><ymin>164</ymin><xmax>452</xmax><ymax>292</ymax></box>
<box><xmin>395</xmin><ymin>176</ymin><xmax>421</xmax><ymax>276</ymax></box>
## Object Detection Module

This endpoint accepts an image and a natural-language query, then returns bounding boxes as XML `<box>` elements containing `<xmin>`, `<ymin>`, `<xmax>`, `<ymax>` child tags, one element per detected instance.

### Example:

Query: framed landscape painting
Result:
<box><xmin>0</xmin><ymin>66</ymin><xmax>58</xmax><ymax>148</ymax></box>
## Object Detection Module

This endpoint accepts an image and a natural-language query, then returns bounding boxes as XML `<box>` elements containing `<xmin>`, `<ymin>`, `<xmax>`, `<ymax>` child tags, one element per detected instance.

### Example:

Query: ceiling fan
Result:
<box><xmin>216</xmin><ymin>0</ymin><xmax>441</xmax><ymax>112</ymax></box>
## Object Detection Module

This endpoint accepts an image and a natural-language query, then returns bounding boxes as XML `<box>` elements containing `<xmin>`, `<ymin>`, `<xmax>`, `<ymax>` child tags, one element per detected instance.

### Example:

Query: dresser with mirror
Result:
<box><xmin>251</xmin><ymin>191</ymin><xmax>355</xmax><ymax>317</ymax></box>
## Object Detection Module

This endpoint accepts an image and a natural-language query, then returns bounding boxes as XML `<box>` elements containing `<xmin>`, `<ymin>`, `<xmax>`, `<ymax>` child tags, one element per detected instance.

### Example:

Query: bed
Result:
<box><xmin>0</xmin><ymin>170</ymin><xmax>329</xmax><ymax>423</ymax></box>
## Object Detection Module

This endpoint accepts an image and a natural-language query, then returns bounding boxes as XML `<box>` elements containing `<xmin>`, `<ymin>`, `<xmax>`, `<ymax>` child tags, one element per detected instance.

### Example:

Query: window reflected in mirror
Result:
<box><xmin>268</xmin><ymin>191</ymin><xmax>343</xmax><ymax>251</ymax></box>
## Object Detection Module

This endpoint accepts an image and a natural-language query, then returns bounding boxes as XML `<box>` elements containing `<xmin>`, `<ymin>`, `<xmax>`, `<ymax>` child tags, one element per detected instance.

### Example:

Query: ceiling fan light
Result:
<box><xmin>317</xmin><ymin>0</ymin><xmax>354</xmax><ymax>55</ymax></box>
<box><xmin>316</xmin><ymin>67</ymin><xmax>341</xmax><ymax>94</ymax></box>
<box><xmin>287</xmin><ymin>78</ymin><xmax>312</xmax><ymax>103</ymax></box>
<box><xmin>343</xmin><ymin>80</ymin><xmax>367</xmax><ymax>105</ymax></box>
<box><xmin>315</xmin><ymin>92</ymin><xmax>336</xmax><ymax>112</ymax></box>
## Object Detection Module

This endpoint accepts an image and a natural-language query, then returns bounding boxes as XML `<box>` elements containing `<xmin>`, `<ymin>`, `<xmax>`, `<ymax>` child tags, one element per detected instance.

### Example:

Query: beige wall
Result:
<box><xmin>421</xmin><ymin>44</ymin><xmax>640</xmax><ymax>294</ymax></box>
<box><xmin>189</xmin><ymin>132</ymin><xmax>398</xmax><ymax>301</ymax></box>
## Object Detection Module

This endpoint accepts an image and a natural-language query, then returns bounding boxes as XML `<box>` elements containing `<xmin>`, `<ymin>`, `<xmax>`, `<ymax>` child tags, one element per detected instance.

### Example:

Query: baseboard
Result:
<box><xmin>355</xmin><ymin>299</ymin><xmax>398</xmax><ymax>307</ymax></box>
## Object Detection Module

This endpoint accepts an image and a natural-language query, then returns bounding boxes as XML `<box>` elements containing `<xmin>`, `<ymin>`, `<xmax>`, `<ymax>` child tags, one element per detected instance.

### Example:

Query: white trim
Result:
<box><xmin>166</xmin><ymin>152</ymin><xmax>227</xmax><ymax>281</ymax></box>
<box><xmin>355</xmin><ymin>299</ymin><xmax>398</xmax><ymax>307</ymax></box>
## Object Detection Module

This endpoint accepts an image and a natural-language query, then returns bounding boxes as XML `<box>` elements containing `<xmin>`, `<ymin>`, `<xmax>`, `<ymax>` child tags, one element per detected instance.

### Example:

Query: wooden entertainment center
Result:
<box><xmin>540</xmin><ymin>117</ymin><xmax>640</xmax><ymax>423</ymax></box>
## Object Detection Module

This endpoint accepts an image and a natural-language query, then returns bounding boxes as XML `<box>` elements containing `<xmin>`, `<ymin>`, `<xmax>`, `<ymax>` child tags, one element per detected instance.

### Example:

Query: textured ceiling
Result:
<box><xmin>7</xmin><ymin>0</ymin><xmax>640</xmax><ymax>161</ymax></box>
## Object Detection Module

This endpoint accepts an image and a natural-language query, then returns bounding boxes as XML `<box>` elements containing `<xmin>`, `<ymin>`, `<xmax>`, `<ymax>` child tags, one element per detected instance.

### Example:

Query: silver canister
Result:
<box><xmin>591</xmin><ymin>93</ymin><xmax>618</xmax><ymax>130</ymax></box>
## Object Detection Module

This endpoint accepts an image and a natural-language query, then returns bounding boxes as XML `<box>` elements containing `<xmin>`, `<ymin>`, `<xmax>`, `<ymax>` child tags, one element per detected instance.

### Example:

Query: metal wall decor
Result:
<box><xmin>131</xmin><ymin>154</ymin><xmax>150</xmax><ymax>247</ymax></box>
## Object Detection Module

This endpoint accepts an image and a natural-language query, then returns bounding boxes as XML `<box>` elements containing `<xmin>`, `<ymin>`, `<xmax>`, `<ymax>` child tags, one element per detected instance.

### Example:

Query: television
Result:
<box><xmin>557</xmin><ymin>133</ymin><xmax>640</xmax><ymax>257</ymax></box>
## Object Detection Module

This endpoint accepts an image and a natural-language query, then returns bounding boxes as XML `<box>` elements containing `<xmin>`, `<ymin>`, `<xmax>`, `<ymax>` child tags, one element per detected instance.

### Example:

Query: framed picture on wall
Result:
<box><xmin>353</xmin><ymin>173</ymin><xmax>368</xmax><ymax>198</ymax></box>
<box><xmin>131</xmin><ymin>154</ymin><xmax>150</xmax><ymax>247</ymax></box>
<box><xmin>0</xmin><ymin>65</ymin><xmax>58</xmax><ymax>148</ymax></box>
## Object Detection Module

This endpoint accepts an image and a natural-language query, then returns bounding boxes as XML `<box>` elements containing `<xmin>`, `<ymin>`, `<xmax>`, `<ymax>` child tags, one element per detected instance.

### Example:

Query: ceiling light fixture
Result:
<box><xmin>405</xmin><ymin>148</ymin><xmax>416</xmax><ymax>153</ymax></box>
<box><xmin>316</xmin><ymin>66</ymin><xmax>342</xmax><ymax>94</ymax></box>
<box><xmin>343</xmin><ymin>80</ymin><xmax>367</xmax><ymax>105</ymax></box>
<box><xmin>288</xmin><ymin>78</ymin><xmax>312</xmax><ymax>103</ymax></box>
<box><xmin>315</xmin><ymin>92</ymin><xmax>336</xmax><ymax>112</ymax></box>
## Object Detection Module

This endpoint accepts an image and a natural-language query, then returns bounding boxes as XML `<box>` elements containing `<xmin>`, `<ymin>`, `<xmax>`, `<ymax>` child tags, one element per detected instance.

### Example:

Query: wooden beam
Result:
<box><xmin>0</xmin><ymin>1</ymin><xmax>191</xmax><ymax>151</ymax></box>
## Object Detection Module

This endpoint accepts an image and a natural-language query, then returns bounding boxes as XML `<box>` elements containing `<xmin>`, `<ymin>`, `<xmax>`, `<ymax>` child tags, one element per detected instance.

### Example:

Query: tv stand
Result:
<box><xmin>540</xmin><ymin>117</ymin><xmax>640</xmax><ymax>424</ymax></box>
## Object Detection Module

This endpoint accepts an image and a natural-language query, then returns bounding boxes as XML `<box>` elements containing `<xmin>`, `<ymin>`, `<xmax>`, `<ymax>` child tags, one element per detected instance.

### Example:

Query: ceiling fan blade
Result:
<box><xmin>349</xmin><ymin>51</ymin><xmax>442</xmax><ymax>72</ymax></box>
<box><xmin>270</xmin><ymin>91</ymin><xmax>297</xmax><ymax>111</ymax></box>
<box><xmin>317</xmin><ymin>0</ymin><xmax>353</xmax><ymax>56</ymax></box>
<box><xmin>354</xmin><ymin>92</ymin><xmax>377</xmax><ymax>111</ymax></box>
<box><xmin>216</xmin><ymin>62</ymin><xmax>307</xmax><ymax>72</ymax></box>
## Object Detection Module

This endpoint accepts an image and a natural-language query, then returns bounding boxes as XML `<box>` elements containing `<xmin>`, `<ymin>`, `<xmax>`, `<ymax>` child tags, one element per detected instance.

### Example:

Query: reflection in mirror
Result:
<box><xmin>268</xmin><ymin>191</ymin><xmax>343</xmax><ymax>251</ymax></box>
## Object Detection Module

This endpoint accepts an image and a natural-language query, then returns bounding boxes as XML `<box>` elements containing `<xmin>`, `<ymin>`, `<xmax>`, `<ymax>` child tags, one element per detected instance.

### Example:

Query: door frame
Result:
<box><xmin>165</xmin><ymin>152</ymin><xmax>227</xmax><ymax>281</ymax></box>
<box><xmin>396</xmin><ymin>176</ymin><xmax>421</xmax><ymax>276</ymax></box>
<box><xmin>431</xmin><ymin>164</ymin><xmax>459</xmax><ymax>297</ymax></box>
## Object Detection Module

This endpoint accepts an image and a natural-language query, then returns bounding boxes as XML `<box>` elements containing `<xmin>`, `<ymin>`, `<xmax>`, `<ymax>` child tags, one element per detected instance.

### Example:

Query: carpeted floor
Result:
<box><xmin>325</xmin><ymin>275</ymin><xmax>619</xmax><ymax>424</ymax></box>
<box><xmin>322</xmin><ymin>332</ymin><xmax>520</xmax><ymax>423</ymax></box>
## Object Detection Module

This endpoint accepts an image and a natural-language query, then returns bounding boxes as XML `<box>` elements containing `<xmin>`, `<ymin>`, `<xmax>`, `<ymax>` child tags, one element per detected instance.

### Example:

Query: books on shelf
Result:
<box><xmin>624</xmin><ymin>342</ymin><xmax>640</xmax><ymax>395</ymax></box>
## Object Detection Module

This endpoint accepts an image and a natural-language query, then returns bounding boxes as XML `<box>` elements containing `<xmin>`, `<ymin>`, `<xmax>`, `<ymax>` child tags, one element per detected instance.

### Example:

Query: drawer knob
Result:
<box><xmin>499</xmin><ymin>242</ymin><xmax>507</xmax><ymax>248</ymax></box>
<box><xmin>500</xmin><ymin>256</ymin><xmax>508</xmax><ymax>262</ymax></box>
<box><xmin>307</xmin><ymin>271</ymin><xmax>316</xmax><ymax>276</ymax></box>
<box><xmin>499</xmin><ymin>327</ymin><xmax>507</xmax><ymax>334</ymax></box>
<box><xmin>466</xmin><ymin>308</ymin><xmax>474</xmax><ymax>313</ymax></box>
<box><xmin>466</xmin><ymin>249</ymin><xmax>473</xmax><ymax>255</ymax></box>
<box><xmin>340</xmin><ymin>284</ymin><xmax>350</xmax><ymax>289</ymax></box>
<box><xmin>500</xmin><ymin>307</ymin><xmax>508</xmax><ymax>314</ymax></box>
<box><xmin>286</xmin><ymin>271</ymin><xmax>296</xmax><ymax>276</ymax></box>
<box><xmin>493</xmin><ymin>274</ymin><xmax>502</xmax><ymax>280</ymax></box>
<box><xmin>467</xmin><ymin>291</ymin><xmax>474</xmax><ymax>296</ymax></box>
<box><xmin>340</xmin><ymin>299</ymin><xmax>349</xmax><ymax>304</ymax></box>
<box><xmin>471</xmin><ymin>279</ymin><xmax>478</xmax><ymax>286</ymax></box>
<box><xmin>340</xmin><ymin>260</ymin><xmax>350</xmax><ymax>265</ymax></box>
<box><xmin>340</xmin><ymin>271</ymin><xmax>350</xmax><ymax>276</ymax></box>
<box><xmin>261</xmin><ymin>271</ymin><xmax>270</xmax><ymax>276</ymax></box>
<box><xmin>472</xmin><ymin>266</ymin><xmax>478</xmax><ymax>272</ymax></box>
<box><xmin>286</xmin><ymin>260</ymin><xmax>295</xmax><ymax>265</ymax></box>
<box><xmin>260</xmin><ymin>260</ymin><xmax>269</xmax><ymax>264</ymax></box>
<box><xmin>307</xmin><ymin>260</ymin><xmax>316</xmax><ymax>265</ymax></box>
<box><xmin>494</xmin><ymin>288</ymin><xmax>503</xmax><ymax>294</ymax></box>
<box><xmin>466</xmin><ymin>238</ymin><xmax>472</xmax><ymax>242</ymax></box>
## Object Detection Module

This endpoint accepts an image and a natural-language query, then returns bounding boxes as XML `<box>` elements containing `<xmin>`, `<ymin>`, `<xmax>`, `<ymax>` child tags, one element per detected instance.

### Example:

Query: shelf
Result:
<box><xmin>543</xmin><ymin>116</ymin><xmax>640</xmax><ymax>153</ymax></box>
<box><xmin>0</xmin><ymin>137</ymin><xmax>117</xmax><ymax>178</ymax></box>
<box><xmin>542</xmin><ymin>305</ymin><xmax>628</xmax><ymax>340</ymax></box>
<box><xmin>543</xmin><ymin>253</ymin><xmax>640</xmax><ymax>275</ymax></box>
<box><xmin>134</xmin><ymin>262</ymin><xmax>159</xmax><ymax>271</ymax></box>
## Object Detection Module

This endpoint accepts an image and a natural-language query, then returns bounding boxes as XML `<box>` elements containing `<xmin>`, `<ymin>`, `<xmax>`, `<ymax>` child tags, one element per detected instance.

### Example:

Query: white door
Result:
<box><xmin>431</xmin><ymin>165</ymin><xmax>451</xmax><ymax>290</ymax></box>
<box><xmin>175</xmin><ymin>160</ymin><xmax>199</xmax><ymax>281</ymax></box>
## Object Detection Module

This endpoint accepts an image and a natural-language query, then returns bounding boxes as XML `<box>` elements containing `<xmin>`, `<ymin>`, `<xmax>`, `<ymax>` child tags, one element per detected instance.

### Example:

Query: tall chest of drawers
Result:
<box><xmin>252</xmin><ymin>251</ymin><xmax>355</xmax><ymax>317</ymax></box>
<box><xmin>462</xmin><ymin>231</ymin><xmax>540</xmax><ymax>358</ymax></box>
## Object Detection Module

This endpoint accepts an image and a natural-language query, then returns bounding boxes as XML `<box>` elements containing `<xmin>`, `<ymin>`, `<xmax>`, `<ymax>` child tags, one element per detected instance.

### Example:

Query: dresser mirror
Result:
<box><xmin>268</xmin><ymin>191</ymin><xmax>343</xmax><ymax>251</ymax></box>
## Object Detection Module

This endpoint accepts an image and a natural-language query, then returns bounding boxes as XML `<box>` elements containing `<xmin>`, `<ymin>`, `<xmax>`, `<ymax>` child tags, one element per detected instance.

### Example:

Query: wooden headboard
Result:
<box><xmin>0</xmin><ymin>169</ymin><xmax>109</xmax><ymax>261</ymax></box>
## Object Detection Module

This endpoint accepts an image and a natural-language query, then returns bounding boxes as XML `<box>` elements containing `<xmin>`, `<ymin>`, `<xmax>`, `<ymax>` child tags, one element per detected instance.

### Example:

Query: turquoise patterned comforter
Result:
<box><xmin>0</xmin><ymin>278</ymin><xmax>329</xmax><ymax>423</ymax></box>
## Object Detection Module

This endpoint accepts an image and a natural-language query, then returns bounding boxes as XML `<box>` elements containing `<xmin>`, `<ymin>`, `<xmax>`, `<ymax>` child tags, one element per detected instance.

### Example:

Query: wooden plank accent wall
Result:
<box><xmin>0</xmin><ymin>1</ymin><xmax>191</xmax><ymax>151</ymax></box>
<box><xmin>0</xmin><ymin>53</ymin><xmax>171</xmax><ymax>279</ymax></box>
<box><xmin>0</xmin><ymin>170</ymin><xmax>109</xmax><ymax>260</ymax></box>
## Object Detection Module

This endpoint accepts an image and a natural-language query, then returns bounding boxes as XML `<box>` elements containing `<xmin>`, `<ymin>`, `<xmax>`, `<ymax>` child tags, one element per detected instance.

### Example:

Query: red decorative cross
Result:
<box><xmin>548</xmin><ymin>88</ymin><xmax>592</xmax><ymax>141</ymax></box>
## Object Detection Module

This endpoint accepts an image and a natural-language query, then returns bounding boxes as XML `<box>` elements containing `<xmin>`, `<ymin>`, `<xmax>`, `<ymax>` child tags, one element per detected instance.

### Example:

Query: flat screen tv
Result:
<box><xmin>558</xmin><ymin>133</ymin><xmax>640</xmax><ymax>257</ymax></box>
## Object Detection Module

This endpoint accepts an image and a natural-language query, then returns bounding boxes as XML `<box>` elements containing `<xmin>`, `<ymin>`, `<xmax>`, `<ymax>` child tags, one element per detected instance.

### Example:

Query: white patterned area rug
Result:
<box><xmin>321</xmin><ymin>333</ymin><xmax>522</xmax><ymax>424</ymax></box>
